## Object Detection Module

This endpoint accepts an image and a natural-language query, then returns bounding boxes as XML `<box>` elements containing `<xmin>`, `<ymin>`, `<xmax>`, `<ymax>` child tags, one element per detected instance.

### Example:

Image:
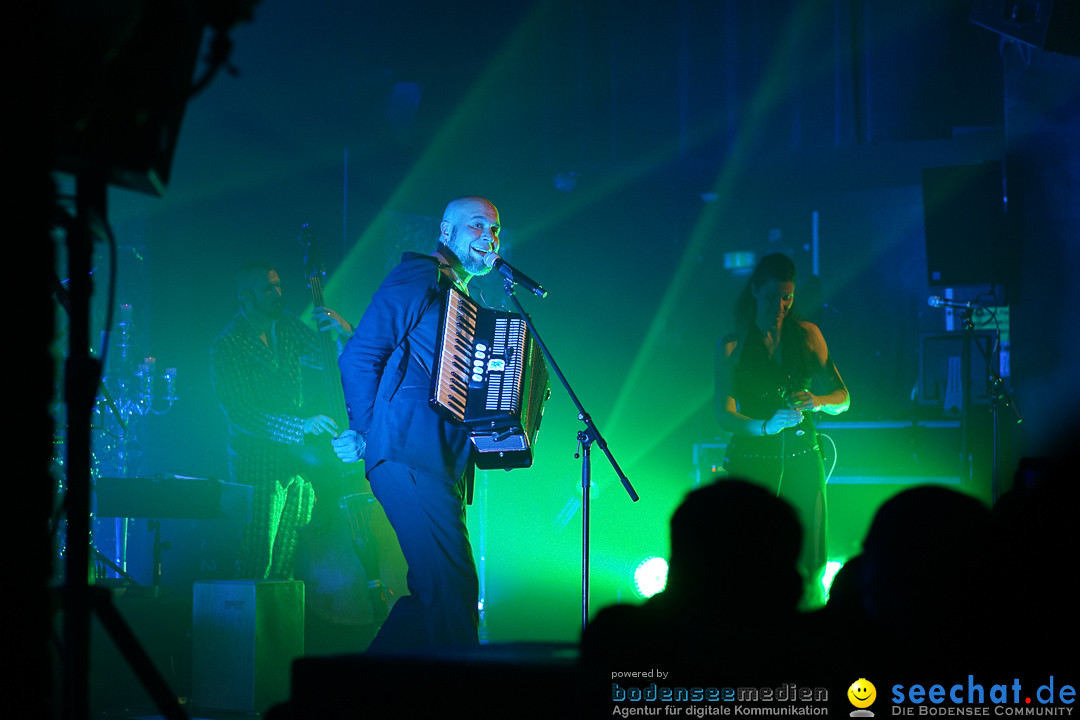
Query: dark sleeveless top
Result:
<box><xmin>729</xmin><ymin>327</ymin><xmax>818</xmax><ymax>456</ymax></box>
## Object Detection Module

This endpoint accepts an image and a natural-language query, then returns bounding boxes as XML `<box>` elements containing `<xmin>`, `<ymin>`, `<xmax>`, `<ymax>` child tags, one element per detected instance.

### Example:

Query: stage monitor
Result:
<box><xmin>922</xmin><ymin>161</ymin><xmax>1007</xmax><ymax>287</ymax></box>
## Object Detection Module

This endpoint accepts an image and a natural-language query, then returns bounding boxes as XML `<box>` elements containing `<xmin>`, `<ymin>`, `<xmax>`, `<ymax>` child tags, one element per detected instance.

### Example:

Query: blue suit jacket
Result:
<box><xmin>339</xmin><ymin>253</ymin><xmax>473</xmax><ymax>482</ymax></box>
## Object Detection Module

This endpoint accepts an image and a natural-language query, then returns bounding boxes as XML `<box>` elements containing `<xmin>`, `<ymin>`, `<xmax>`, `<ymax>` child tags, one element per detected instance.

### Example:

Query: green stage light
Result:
<box><xmin>632</xmin><ymin>556</ymin><xmax>669</xmax><ymax>599</ymax></box>
<box><xmin>821</xmin><ymin>559</ymin><xmax>845</xmax><ymax>599</ymax></box>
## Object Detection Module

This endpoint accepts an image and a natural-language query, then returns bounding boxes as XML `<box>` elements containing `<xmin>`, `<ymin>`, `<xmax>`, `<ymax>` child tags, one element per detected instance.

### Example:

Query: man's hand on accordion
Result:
<box><xmin>332</xmin><ymin>429</ymin><xmax>366</xmax><ymax>464</ymax></box>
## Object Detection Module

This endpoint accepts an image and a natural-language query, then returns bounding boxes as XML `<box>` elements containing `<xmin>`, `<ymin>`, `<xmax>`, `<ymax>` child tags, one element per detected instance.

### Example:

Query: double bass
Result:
<box><xmin>293</xmin><ymin>224</ymin><xmax>390</xmax><ymax>629</ymax></box>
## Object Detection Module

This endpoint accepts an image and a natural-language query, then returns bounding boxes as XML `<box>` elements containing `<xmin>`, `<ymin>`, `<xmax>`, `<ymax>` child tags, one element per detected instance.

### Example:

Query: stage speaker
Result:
<box><xmin>922</xmin><ymin>161</ymin><xmax>1007</xmax><ymax>287</ymax></box>
<box><xmin>192</xmin><ymin>580</ymin><xmax>304</xmax><ymax>713</ymax></box>
<box><xmin>970</xmin><ymin>0</ymin><xmax>1080</xmax><ymax>57</ymax></box>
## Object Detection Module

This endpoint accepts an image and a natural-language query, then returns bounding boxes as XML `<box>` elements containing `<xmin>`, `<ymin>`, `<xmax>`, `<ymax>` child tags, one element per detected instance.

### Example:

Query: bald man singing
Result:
<box><xmin>334</xmin><ymin>197</ymin><xmax>501</xmax><ymax>652</ymax></box>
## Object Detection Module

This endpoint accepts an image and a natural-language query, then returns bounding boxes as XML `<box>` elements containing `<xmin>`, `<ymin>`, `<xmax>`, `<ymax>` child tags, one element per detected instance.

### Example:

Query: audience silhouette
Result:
<box><xmin>991</xmin><ymin>451</ymin><xmax>1078</xmax><ymax>674</ymax></box>
<box><xmin>579</xmin><ymin>479</ymin><xmax>814</xmax><ymax>714</ymax></box>
<box><xmin>581</xmin><ymin>438</ymin><xmax>1077</xmax><ymax>716</ymax></box>
<box><xmin>845</xmin><ymin>485</ymin><xmax>998</xmax><ymax>673</ymax></box>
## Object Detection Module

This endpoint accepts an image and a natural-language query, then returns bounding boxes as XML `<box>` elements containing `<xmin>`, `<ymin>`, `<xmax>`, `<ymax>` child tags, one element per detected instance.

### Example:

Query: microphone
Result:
<box><xmin>484</xmin><ymin>252</ymin><xmax>548</xmax><ymax>298</ymax></box>
<box><xmin>928</xmin><ymin>296</ymin><xmax>984</xmax><ymax>310</ymax></box>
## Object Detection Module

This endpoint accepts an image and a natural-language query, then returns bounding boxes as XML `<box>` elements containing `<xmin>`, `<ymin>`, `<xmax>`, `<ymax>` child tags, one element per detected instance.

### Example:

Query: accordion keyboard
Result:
<box><xmin>431</xmin><ymin>288</ymin><xmax>478</xmax><ymax>423</ymax></box>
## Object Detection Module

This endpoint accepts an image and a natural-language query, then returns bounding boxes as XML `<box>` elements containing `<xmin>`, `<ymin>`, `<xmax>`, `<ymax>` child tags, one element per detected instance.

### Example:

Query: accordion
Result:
<box><xmin>430</xmin><ymin>288</ymin><xmax>550</xmax><ymax>469</ymax></box>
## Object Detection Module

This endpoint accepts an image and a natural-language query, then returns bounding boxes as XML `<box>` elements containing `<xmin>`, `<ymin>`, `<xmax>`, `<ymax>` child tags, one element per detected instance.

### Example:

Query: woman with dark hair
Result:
<box><xmin>714</xmin><ymin>252</ymin><xmax>849</xmax><ymax>603</ymax></box>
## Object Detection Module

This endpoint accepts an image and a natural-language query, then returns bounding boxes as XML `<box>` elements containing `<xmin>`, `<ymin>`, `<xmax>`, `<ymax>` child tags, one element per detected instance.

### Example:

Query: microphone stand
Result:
<box><xmin>500</xmin><ymin>277</ymin><xmax>638</xmax><ymax>632</ymax></box>
<box><xmin>958</xmin><ymin>307</ymin><xmax>1022</xmax><ymax>504</ymax></box>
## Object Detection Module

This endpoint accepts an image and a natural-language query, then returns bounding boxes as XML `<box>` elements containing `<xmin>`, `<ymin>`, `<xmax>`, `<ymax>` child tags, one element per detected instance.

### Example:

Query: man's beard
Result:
<box><xmin>258</xmin><ymin>300</ymin><xmax>285</xmax><ymax>320</ymax></box>
<box><xmin>446</xmin><ymin>227</ymin><xmax>490</xmax><ymax>276</ymax></box>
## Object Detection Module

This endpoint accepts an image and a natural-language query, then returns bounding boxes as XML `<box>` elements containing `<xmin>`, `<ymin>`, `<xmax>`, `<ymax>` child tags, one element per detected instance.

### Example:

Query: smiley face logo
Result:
<box><xmin>847</xmin><ymin>678</ymin><xmax>877</xmax><ymax>709</ymax></box>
